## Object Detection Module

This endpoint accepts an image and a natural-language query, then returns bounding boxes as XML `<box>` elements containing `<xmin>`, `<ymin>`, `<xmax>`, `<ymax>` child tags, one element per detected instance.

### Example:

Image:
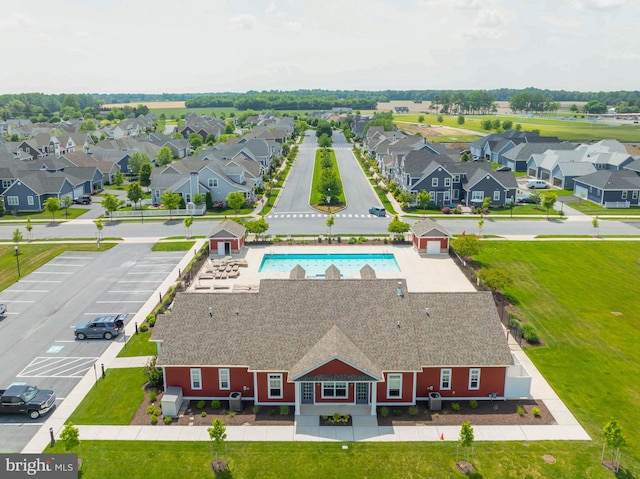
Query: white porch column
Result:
<box><xmin>370</xmin><ymin>383</ymin><xmax>377</xmax><ymax>416</ymax></box>
<box><xmin>294</xmin><ymin>382</ymin><xmax>301</xmax><ymax>416</ymax></box>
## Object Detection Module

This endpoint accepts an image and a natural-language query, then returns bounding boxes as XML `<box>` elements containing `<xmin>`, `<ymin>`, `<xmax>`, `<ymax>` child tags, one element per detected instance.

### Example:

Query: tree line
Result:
<box><xmin>186</xmin><ymin>93</ymin><xmax>377</xmax><ymax>111</ymax></box>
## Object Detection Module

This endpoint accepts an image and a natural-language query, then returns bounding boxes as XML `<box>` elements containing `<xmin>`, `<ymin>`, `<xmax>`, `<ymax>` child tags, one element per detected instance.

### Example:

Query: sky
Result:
<box><xmin>2</xmin><ymin>0</ymin><xmax>639</xmax><ymax>94</ymax></box>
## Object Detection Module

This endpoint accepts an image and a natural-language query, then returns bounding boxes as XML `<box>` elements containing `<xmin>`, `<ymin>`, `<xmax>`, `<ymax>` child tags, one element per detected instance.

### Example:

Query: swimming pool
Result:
<box><xmin>258</xmin><ymin>253</ymin><xmax>400</xmax><ymax>277</ymax></box>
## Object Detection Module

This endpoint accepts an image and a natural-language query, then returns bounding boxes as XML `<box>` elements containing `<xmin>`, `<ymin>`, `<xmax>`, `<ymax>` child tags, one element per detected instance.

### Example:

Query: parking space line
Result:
<box><xmin>1</xmin><ymin>300</ymin><xmax>35</xmax><ymax>303</ymax></box>
<box><xmin>30</xmin><ymin>271</ymin><xmax>73</xmax><ymax>275</ymax></box>
<box><xmin>7</xmin><ymin>290</ymin><xmax>48</xmax><ymax>293</ymax></box>
<box><xmin>118</xmin><ymin>281</ymin><xmax>160</xmax><ymax>283</ymax></box>
<box><xmin>108</xmin><ymin>290</ymin><xmax>155</xmax><ymax>293</ymax></box>
<box><xmin>17</xmin><ymin>280</ymin><xmax>62</xmax><ymax>283</ymax></box>
<box><xmin>18</xmin><ymin>356</ymin><xmax>99</xmax><ymax>378</ymax></box>
<box><xmin>96</xmin><ymin>300</ymin><xmax>146</xmax><ymax>303</ymax></box>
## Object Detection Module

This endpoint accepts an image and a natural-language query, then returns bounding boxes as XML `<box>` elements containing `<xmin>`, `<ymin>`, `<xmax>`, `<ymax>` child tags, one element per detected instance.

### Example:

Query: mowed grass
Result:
<box><xmin>310</xmin><ymin>149</ymin><xmax>346</xmax><ymax>206</ymax></box>
<box><xmin>151</xmin><ymin>240</ymin><xmax>195</xmax><ymax>251</ymax></box>
<box><xmin>118</xmin><ymin>331</ymin><xmax>157</xmax><ymax>357</ymax></box>
<box><xmin>475</xmin><ymin>241</ymin><xmax>640</xmax><ymax>474</ymax></box>
<box><xmin>67</xmin><ymin>368</ymin><xmax>146</xmax><ymax>425</ymax></box>
<box><xmin>0</xmin><ymin>243</ymin><xmax>115</xmax><ymax>292</ymax></box>
<box><xmin>49</xmin><ymin>440</ymin><xmax>610</xmax><ymax>479</ymax></box>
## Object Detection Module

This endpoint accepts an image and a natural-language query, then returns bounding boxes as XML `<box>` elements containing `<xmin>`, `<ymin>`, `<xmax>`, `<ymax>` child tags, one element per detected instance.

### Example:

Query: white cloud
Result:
<box><xmin>284</xmin><ymin>21</ymin><xmax>302</xmax><ymax>32</ymax></box>
<box><xmin>265</xmin><ymin>2</ymin><xmax>277</xmax><ymax>14</ymax></box>
<box><xmin>0</xmin><ymin>13</ymin><xmax>37</xmax><ymax>29</ymax></box>
<box><xmin>571</xmin><ymin>0</ymin><xmax>634</xmax><ymax>10</ymax></box>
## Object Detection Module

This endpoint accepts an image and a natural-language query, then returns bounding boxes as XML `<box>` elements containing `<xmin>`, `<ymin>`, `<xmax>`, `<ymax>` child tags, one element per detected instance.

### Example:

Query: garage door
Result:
<box><xmin>574</xmin><ymin>185</ymin><xmax>588</xmax><ymax>198</ymax></box>
<box><xmin>426</xmin><ymin>241</ymin><xmax>441</xmax><ymax>254</ymax></box>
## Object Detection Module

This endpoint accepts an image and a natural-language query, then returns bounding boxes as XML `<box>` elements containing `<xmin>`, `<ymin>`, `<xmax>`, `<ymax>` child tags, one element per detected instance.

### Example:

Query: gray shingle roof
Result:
<box><xmin>411</xmin><ymin>218</ymin><xmax>451</xmax><ymax>238</ymax></box>
<box><xmin>575</xmin><ymin>170</ymin><xmax>640</xmax><ymax>189</ymax></box>
<box><xmin>153</xmin><ymin>280</ymin><xmax>513</xmax><ymax>373</ymax></box>
<box><xmin>208</xmin><ymin>219</ymin><xmax>246</xmax><ymax>238</ymax></box>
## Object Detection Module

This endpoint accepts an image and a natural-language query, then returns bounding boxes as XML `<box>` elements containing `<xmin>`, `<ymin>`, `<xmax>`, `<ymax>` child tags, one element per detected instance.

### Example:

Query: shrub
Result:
<box><xmin>154</xmin><ymin>407</ymin><xmax>161</xmax><ymax>416</ymax></box>
<box><xmin>164</xmin><ymin>416</ymin><xmax>173</xmax><ymax>424</ymax></box>
<box><xmin>408</xmin><ymin>406</ymin><xmax>419</xmax><ymax>416</ymax></box>
<box><xmin>269</xmin><ymin>408</ymin><xmax>277</xmax><ymax>416</ymax></box>
<box><xmin>150</xmin><ymin>414</ymin><xmax>158</xmax><ymax>425</ymax></box>
<box><xmin>348</xmin><ymin>237</ymin><xmax>357</xmax><ymax>244</ymax></box>
<box><xmin>201</xmin><ymin>411</ymin><xmax>207</xmax><ymax>417</ymax></box>
<box><xmin>252</xmin><ymin>405</ymin><xmax>260</xmax><ymax>414</ymax></box>
<box><xmin>210</xmin><ymin>400</ymin><xmax>221</xmax><ymax>410</ymax></box>
<box><xmin>469</xmin><ymin>400</ymin><xmax>478</xmax><ymax>409</ymax></box>
<box><xmin>451</xmin><ymin>402</ymin><xmax>461</xmax><ymax>412</ymax></box>
<box><xmin>228</xmin><ymin>411</ymin><xmax>236</xmax><ymax>418</ymax></box>
<box><xmin>522</xmin><ymin>323</ymin><xmax>540</xmax><ymax>344</ymax></box>
<box><xmin>532</xmin><ymin>406</ymin><xmax>541</xmax><ymax>418</ymax></box>
<box><xmin>146</xmin><ymin>405</ymin><xmax>156</xmax><ymax>415</ymax></box>
<box><xmin>146</xmin><ymin>314</ymin><xmax>155</xmax><ymax>323</ymax></box>
<box><xmin>139</xmin><ymin>324</ymin><xmax>149</xmax><ymax>332</ymax></box>
<box><xmin>441</xmin><ymin>206</ymin><xmax>451</xmax><ymax>214</ymax></box>
<box><xmin>280</xmin><ymin>405</ymin><xmax>289</xmax><ymax>415</ymax></box>
<box><xmin>196</xmin><ymin>400</ymin><xmax>206</xmax><ymax>409</ymax></box>
<box><xmin>148</xmin><ymin>390</ymin><xmax>157</xmax><ymax>402</ymax></box>
<box><xmin>393</xmin><ymin>409</ymin><xmax>402</xmax><ymax>416</ymax></box>
<box><xmin>517</xmin><ymin>405</ymin><xmax>526</xmax><ymax>416</ymax></box>
<box><xmin>148</xmin><ymin>317</ymin><xmax>156</xmax><ymax>327</ymax></box>
<box><xmin>379</xmin><ymin>406</ymin><xmax>389</xmax><ymax>417</ymax></box>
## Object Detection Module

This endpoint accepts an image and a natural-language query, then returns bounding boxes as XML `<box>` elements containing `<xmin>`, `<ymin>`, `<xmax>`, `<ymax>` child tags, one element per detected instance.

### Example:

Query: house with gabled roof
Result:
<box><xmin>411</xmin><ymin>218</ymin><xmax>451</xmax><ymax>254</ymax></box>
<box><xmin>573</xmin><ymin>170</ymin><xmax>640</xmax><ymax>207</ymax></box>
<box><xmin>152</xmin><ymin>277</ymin><xmax>530</xmax><ymax>414</ymax></box>
<box><xmin>1</xmin><ymin>171</ymin><xmax>77</xmax><ymax>213</ymax></box>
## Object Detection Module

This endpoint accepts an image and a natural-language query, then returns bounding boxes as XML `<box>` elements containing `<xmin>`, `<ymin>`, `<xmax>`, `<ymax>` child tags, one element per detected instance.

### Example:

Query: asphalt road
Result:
<box><xmin>0</xmin><ymin>244</ymin><xmax>184</xmax><ymax>453</ymax></box>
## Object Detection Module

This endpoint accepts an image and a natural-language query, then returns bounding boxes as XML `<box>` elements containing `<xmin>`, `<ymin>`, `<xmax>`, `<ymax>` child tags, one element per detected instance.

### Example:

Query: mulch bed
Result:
<box><xmin>377</xmin><ymin>400</ymin><xmax>554</xmax><ymax>427</ymax></box>
<box><xmin>131</xmin><ymin>387</ymin><xmax>553</xmax><ymax>428</ymax></box>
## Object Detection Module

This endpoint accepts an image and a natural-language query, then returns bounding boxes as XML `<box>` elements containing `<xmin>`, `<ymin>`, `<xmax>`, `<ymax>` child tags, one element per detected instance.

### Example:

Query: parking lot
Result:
<box><xmin>0</xmin><ymin>243</ymin><xmax>185</xmax><ymax>452</ymax></box>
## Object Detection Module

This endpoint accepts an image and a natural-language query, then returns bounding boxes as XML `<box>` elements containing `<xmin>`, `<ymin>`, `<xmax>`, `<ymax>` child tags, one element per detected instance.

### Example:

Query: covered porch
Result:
<box><xmin>293</xmin><ymin>380</ymin><xmax>379</xmax><ymax>416</ymax></box>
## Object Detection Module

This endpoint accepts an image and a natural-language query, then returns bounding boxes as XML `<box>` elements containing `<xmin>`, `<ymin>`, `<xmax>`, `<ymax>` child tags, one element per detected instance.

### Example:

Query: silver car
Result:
<box><xmin>74</xmin><ymin>314</ymin><xmax>127</xmax><ymax>340</ymax></box>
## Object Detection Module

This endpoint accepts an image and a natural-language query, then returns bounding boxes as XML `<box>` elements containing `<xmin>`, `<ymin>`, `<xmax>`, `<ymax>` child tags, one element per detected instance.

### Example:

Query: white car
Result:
<box><xmin>0</xmin><ymin>304</ymin><xmax>6</xmax><ymax>317</ymax></box>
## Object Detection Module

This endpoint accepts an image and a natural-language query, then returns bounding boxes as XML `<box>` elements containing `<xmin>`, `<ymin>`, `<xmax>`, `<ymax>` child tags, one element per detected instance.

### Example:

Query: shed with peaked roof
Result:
<box><xmin>411</xmin><ymin>218</ymin><xmax>451</xmax><ymax>254</ymax></box>
<box><xmin>208</xmin><ymin>219</ymin><xmax>246</xmax><ymax>255</ymax></box>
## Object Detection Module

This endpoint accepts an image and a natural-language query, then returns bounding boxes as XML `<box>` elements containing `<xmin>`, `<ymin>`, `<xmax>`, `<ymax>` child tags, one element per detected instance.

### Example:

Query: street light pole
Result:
<box><xmin>14</xmin><ymin>245</ymin><xmax>21</xmax><ymax>279</ymax></box>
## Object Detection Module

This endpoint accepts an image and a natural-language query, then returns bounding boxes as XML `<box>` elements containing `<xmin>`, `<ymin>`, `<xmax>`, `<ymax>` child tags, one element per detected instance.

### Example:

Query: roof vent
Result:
<box><xmin>425</xmin><ymin>307</ymin><xmax>430</xmax><ymax>316</ymax></box>
<box><xmin>397</xmin><ymin>320</ymin><xmax>401</xmax><ymax>329</ymax></box>
<box><xmin>235</xmin><ymin>307</ymin><xmax>240</xmax><ymax>316</ymax></box>
<box><xmin>208</xmin><ymin>307</ymin><xmax>213</xmax><ymax>317</ymax></box>
<box><xmin>397</xmin><ymin>281</ymin><xmax>404</xmax><ymax>297</ymax></box>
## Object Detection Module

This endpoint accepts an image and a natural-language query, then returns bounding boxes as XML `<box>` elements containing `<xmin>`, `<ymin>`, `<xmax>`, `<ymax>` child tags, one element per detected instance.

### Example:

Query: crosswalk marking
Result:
<box><xmin>266</xmin><ymin>213</ymin><xmax>388</xmax><ymax>219</ymax></box>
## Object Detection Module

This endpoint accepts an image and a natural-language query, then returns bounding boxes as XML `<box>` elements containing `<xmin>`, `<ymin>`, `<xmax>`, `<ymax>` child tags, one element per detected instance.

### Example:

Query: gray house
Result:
<box><xmin>573</xmin><ymin>170</ymin><xmax>640</xmax><ymax>208</ymax></box>
<box><xmin>1</xmin><ymin>172</ymin><xmax>76</xmax><ymax>213</ymax></box>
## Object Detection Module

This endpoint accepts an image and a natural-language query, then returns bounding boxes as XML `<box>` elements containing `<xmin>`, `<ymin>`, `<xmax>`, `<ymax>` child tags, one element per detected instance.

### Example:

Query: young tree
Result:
<box><xmin>128</xmin><ymin>152</ymin><xmax>150</xmax><ymax>176</ymax></box>
<box><xmin>451</xmin><ymin>233</ymin><xmax>481</xmax><ymax>260</ymax></box>
<box><xmin>481</xmin><ymin>119</ymin><xmax>492</xmax><ymax>130</ymax></box>
<box><xmin>156</xmin><ymin>146</ymin><xmax>173</xmax><ymax>166</ymax></box>
<box><xmin>460</xmin><ymin>152</ymin><xmax>471</xmax><ymax>162</ymax></box>
<box><xmin>226</xmin><ymin>191</ymin><xmax>245</xmax><ymax>215</ymax></box>
<box><xmin>457</xmin><ymin>115</ymin><xmax>465</xmax><ymax>125</ymax></box>
<box><xmin>477</xmin><ymin>268</ymin><xmax>512</xmax><ymax>291</ymax></box>
<box><xmin>317</xmin><ymin>133</ymin><xmax>332</xmax><ymax>148</ymax></box>
<box><xmin>482</xmin><ymin>196</ymin><xmax>491</xmax><ymax>213</ymax></box>
<box><xmin>44</xmin><ymin>197</ymin><xmax>60</xmax><ymax>223</ymax></box>
<box><xmin>193</xmin><ymin>193</ymin><xmax>206</xmax><ymax>207</ymax></box>
<box><xmin>59</xmin><ymin>422</ymin><xmax>80</xmax><ymax>453</ymax></box>
<box><xmin>183</xmin><ymin>216</ymin><xmax>193</xmax><ymax>239</ymax></box>
<box><xmin>0</xmin><ymin>197</ymin><xmax>5</xmax><ymax>217</ymax></box>
<box><xmin>602</xmin><ymin>418</ymin><xmax>625</xmax><ymax>472</ymax></box>
<box><xmin>208</xmin><ymin>418</ymin><xmax>228</xmax><ymax>471</ymax></box>
<box><xmin>502</xmin><ymin>119</ymin><xmax>513</xmax><ymax>130</ymax></box>
<box><xmin>418</xmin><ymin>115</ymin><xmax>425</xmax><ymax>123</ymax></box>
<box><xmin>139</xmin><ymin>162</ymin><xmax>152</xmax><ymax>190</ymax></box>
<box><xmin>187</xmin><ymin>133</ymin><xmax>203</xmax><ymax>149</ymax></box>
<box><xmin>542</xmin><ymin>191</ymin><xmax>558</xmax><ymax>219</ymax></box>
<box><xmin>388</xmin><ymin>215</ymin><xmax>410</xmax><ymax>240</ymax></box>
<box><xmin>458</xmin><ymin>421</ymin><xmax>475</xmax><ymax>463</ymax></box>
<box><xmin>94</xmin><ymin>219</ymin><xmax>104</xmax><ymax>241</ymax></box>
<box><xmin>143</xmin><ymin>356</ymin><xmax>164</xmax><ymax>389</ymax></box>
<box><xmin>161</xmin><ymin>191</ymin><xmax>181</xmax><ymax>219</ymax></box>
<box><xmin>417</xmin><ymin>190</ymin><xmax>432</xmax><ymax>209</ymax></box>
<box><xmin>12</xmin><ymin>228</ymin><xmax>23</xmax><ymax>244</ymax></box>
<box><xmin>437</xmin><ymin>114</ymin><xmax>444</xmax><ymax>124</ymax></box>
<box><xmin>61</xmin><ymin>195</ymin><xmax>73</xmax><ymax>220</ymax></box>
<box><xmin>127</xmin><ymin>181</ymin><xmax>144</xmax><ymax>210</ymax></box>
<box><xmin>318</xmin><ymin>169</ymin><xmax>342</xmax><ymax>204</ymax></box>
<box><xmin>528</xmin><ymin>190</ymin><xmax>542</xmax><ymax>205</ymax></box>
<box><xmin>592</xmin><ymin>215</ymin><xmax>600</xmax><ymax>237</ymax></box>
<box><xmin>205</xmin><ymin>191</ymin><xmax>213</xmax><ymax>210</ymax></box>
<box><xmin>325</xmin><ymin>214</ymin><xmax>335</xmax><ymax>238</ymax></box>
<box><xmin>478</xmin><ymin>217</ymin><xmax>484</xmax><ymax>237</ymax></box>
<box><xmin>102</xmin><ymin>193</ymin><xmax>122</xmax><ymax>221</ymax></box>
<box><xmin>25</xmin><ymin>217</ymin><xmax>33</xmax><ymax>241</ymax></box>
<box><xmin>112</xmin><ymin>171</ymin><xmax>124</xmax><ymax>187</ymax></box>
<box><xmin>245</xmin><ymin>217</ymin><xmax>269</xmax><ymax>241</ymax></box>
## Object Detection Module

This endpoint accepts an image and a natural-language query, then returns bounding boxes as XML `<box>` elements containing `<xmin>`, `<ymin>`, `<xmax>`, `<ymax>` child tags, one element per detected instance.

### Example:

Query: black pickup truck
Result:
<box><xmin>0</xmin><ymin>383</ymin><xmax>56</xmax><ymax>419</ymax></box>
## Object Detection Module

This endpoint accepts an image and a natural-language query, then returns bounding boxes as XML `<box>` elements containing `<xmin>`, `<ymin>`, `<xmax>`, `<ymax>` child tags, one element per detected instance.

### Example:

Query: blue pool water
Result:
<box><xmin>259</xmin><ymin>253</ymin><xmax>400</xmax><ymax>277</ymax></box>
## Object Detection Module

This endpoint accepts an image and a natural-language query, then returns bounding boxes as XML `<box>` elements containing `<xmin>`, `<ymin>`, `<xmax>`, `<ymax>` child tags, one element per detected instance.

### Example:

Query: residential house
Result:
<box><xmin>1</xmin><ymin>171</ymin><xmax>76</xmax><ymax>213</ymax></box>
<box><xmin>140</xmin><ymin>133</ymin><xmax>190</xmax><ymax>159</ymax></box>
<box><xmin>411</xmin><ymin>218</ymin><xmax>451</xmax><ymax>254</ymax></box>
<box><xmin>152</xmin><ymin>278</ymin><xmax>530</xmax><ymax>414</ymax></box>
<box><xmin>573</xmin><ymin>170</ymin><xmax>640</xmax><ymax>207</ymax></box>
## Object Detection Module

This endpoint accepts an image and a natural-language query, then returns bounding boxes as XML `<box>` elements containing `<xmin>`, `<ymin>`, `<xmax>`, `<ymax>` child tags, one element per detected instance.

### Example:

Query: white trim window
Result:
<box><xmin>633</xmin><ymin>191</ymin><xmax>638</xmax><ymax>199</ymax></box>
<box><xmin>27</xmin><ymin>196</ymin><xmax>34</xmax><ymax>205</ymax></box>
<box><xmin>622</xmin><ymin>191</ymin><xmax>628</xmax><ymax>199</ymax></box>
<box><xmin>431</xmin><ymin>178</ymin><xmax>438</xmax><ymax>187</ymax></box>
<box><xmin>190</xmin><ymin>368</ymin><xmax>202</xmax><ymax>390</ymax></box>
<box><xmin>208</xmin><ymin>178</ymin><xmax>218</xmax><ymax>188</ymax></box>
<box><xmin>471</xmin><ymin>191</ymin><xmax>484</xmax><ymax>201</ymax></box>
<box><xmin>322</xmin><ymin>381</ymin><xmax>347</xmax><ymax>399</ymax></box>
<box><xmin>469</xmin><ymin>368</ymin><xmax>480</xmax><ymax>390</ymax></box>
<box><xmin>440</xmin><ymin>368</ymin><xmax>452</xmax><ymax>390</ymax></box>
<box><xmin>7</xmin><ymin>196</ymin><xmax>19</xmax><ymax>206</ymax></box>
<box><xmin>268</xmin><ymin>374</ymin><xmax>282</xmax><ymax>399</ymax></box>
<box><xmin>493</xmin><ymin>190</ymin><xmax>500</xmax><ymax>201</ymax></box>
<box><xmin>453</xmin><ymin>175</ymin><xmax>460</xmax><ymax>183</ymax></box>
<box><xmin>219</xmin><ymin>368</ymin><xmax>230</xmax><ymax>390</ymax></box>
<box><xmin>2</xmin><ymin>179</ymin><xmax>12</xmax><ymax>188</ymax></box>
<box><xmin>387</xmin><ymin>374</ymin><xmax>402</xmax><ymax>398</ymax></box>
<box><xmin>444</xmin><ymin>177</ymin><xmax>451</xmax><ymax>187</ymax></box>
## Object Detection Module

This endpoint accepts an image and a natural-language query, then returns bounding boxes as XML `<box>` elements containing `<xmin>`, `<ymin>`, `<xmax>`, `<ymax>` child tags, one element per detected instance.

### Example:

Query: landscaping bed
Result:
<box><xmin>377</xmin><ymin>400</ymin><xmax>554</xmax><ymax>427</ymax></box>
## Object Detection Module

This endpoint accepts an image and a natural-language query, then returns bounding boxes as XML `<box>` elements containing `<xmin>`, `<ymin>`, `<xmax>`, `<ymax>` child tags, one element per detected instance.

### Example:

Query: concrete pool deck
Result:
<box><xmin>189</xmin><ymin>244</ymin><xmax>476</xmax><ymax>293</ymax></box>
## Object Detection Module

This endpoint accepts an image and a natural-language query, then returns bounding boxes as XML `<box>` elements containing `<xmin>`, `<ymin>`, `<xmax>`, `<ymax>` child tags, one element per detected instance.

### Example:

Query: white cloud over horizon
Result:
<box><xmin>1</xmin><ymin>0</ymin><xmax>639</xmax><ymax>94</ymax></box>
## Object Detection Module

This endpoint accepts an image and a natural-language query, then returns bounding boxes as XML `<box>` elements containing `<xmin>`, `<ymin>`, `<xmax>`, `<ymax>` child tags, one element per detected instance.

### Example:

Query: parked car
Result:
<box><xmin>0</xmin><ymin>304</ymin><xmax>6</xmax><ymax>317</ymax></box>
<box><xmin>516</xmin><ymin>196</ymin><xmax>537</xmax><ymax>204</ymax></box>
<box><xmin>368</xmin><ymin>206</ymin><xmax>387</xmax><ymax>217</ymax></box>
<box><xmin>0</xmin><ymin>383</ymin><xmax>56</xmax><ymax>419</ymax></box>
<box><xmin>496</xmin><ymin>166</ymin><xmax>511</xmax><ymax>171</ymax></box>
<box><xmin>527</xmin><ymin>180</ymin><xmax>548</xmax><ymax>189</ymax></box>
<box><xmin>74</xmin><ymin>313</ymin><xmax>127</xmax><ymax>340</ymax></box>
<box><xmin>73</xmin><ymin>194</ymin><xmax>92</xmax><ymax>205</ymax></box>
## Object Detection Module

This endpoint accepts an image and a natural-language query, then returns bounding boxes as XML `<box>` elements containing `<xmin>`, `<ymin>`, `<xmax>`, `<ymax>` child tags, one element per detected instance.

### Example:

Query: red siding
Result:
<box><xmin>306</xmin><ymin>358</ymin><xmax>369</xmax><ymax>377</ymax></box>
<box><xmin>164</xmin><ymin>366</ymin><xmax>253</xmax><ymax>398</ymax></box>
<box><xmin>376</xmin><ymin>372</ymin><xmax>414</xmax><ymax>402</ymax></box>
<box><xmin>209</xmin><ymin>237</ymin><xmax>243</xmax><ymax>254</ymax></box>
<box><xmin>416</xmin><ymin>367</ymin><xmax>506</xmax><ymax>398</ymax></box>
<box><xmin>255</xmin><ymin>372</ymin><xmax>295</xmax><ymax>403</ymax></box>
<box><xmin>415</xmin><ymin>236</ymin><xmax>449</xmax><ymax>252</ymax></box>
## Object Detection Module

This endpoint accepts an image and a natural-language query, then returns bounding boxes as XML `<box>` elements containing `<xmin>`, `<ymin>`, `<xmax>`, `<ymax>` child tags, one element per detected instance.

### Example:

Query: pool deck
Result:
<box><xmin>188</xmin><ymin>244</ymin><xmax>475</xmax><ymax>293</ymax></box>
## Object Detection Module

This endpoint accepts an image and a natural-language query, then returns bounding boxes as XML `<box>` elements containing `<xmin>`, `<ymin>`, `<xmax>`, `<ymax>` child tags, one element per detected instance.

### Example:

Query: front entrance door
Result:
<box><xmin>356</xmin><ymin>383</ymin><xmax>369</xmax><ymax>404</ymax></box>
<box><xmin>436</xmin><ymin>191</ymin><xmax>444</xmax><ymax>206</ymax></box>
<box><xmin>301</xmin><ymin>382</ymin><xmax>314</xmax><ymax>404</ymax></box>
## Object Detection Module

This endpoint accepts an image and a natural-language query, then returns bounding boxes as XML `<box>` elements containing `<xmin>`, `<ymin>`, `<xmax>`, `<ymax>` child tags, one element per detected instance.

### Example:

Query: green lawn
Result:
<box><xmin>151</xmin><ymin>240</ymin><xmax>196</xmax><ymax>251</ymax></box>
<box><xmin>67</xmin><ymin>368</ymin><xmax>146</xmax><ymax>425</ymax></box>
<box><xmin>118</xmin><ymin>331</ymin><xmax>157</xmax><ymax>357</ymax></box>
<box><xmin>2</xmin><ymin>207</ymin><xmax>89</xmax><ymax>221</ymax></box>
<box><xmin>49</xmin><ymin>439</ymin><xmax>614</xmax><ymax>479</ymax></box>
<box><xmin>566</xmin><ymin>201</ymin><xmax>640</xmax><ymax>216</ymax></box>
<box><xmin>0</xmin><ymin>243</ymin><xmax>115</xmax><ymax>292</ymax></box>
<box><xmin>474</xmin><ymin>241</ymin><xmax>640</xmax><ymax>476</ymax></box>
<box><xmin>309</xmin><ymin>149</ymin><xmax>346</xmax><ymax>207</ymax></box>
